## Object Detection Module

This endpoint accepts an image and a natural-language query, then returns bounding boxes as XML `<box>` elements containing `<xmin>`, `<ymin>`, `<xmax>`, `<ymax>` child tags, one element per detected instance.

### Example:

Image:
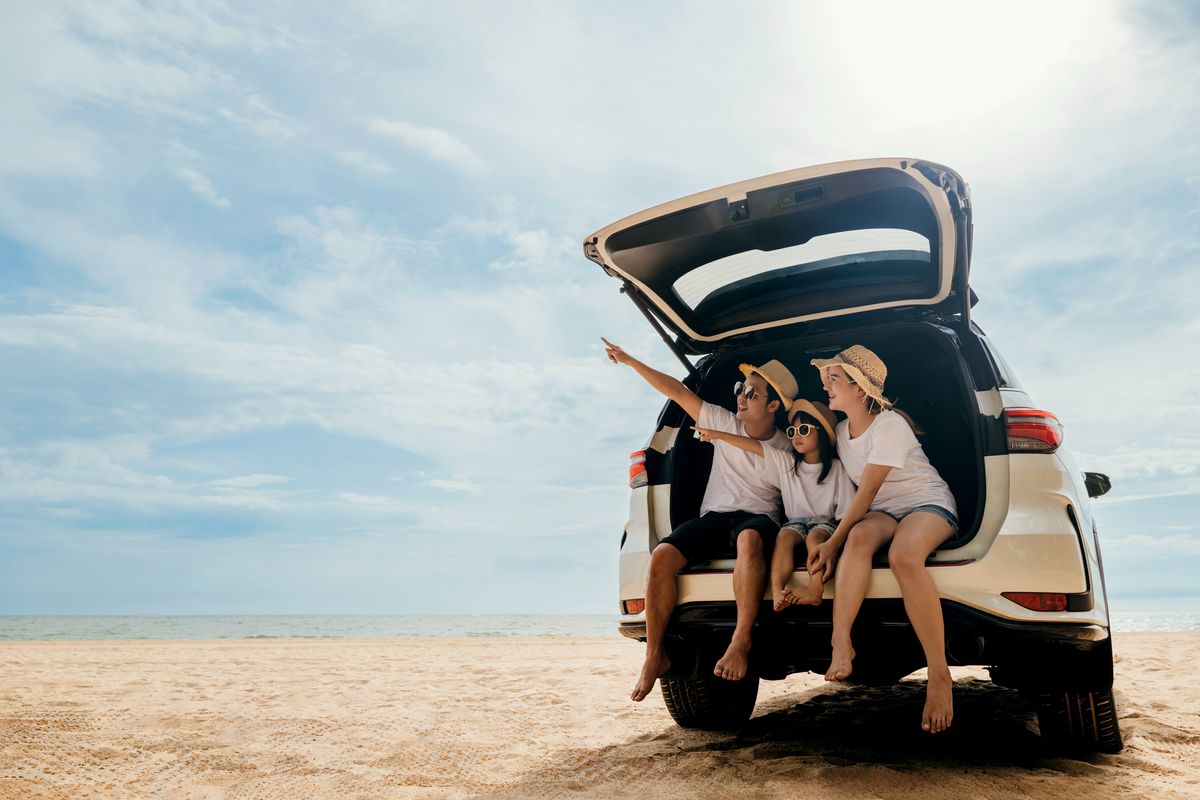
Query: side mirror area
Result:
<box><xmin>1084</xmin><ymin>472</ymin><xmax>1111</xmax><ymax>499</ymax></box>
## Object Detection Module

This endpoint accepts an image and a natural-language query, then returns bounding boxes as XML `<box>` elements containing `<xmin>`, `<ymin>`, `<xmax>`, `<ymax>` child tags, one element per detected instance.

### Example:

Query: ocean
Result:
<box><xmin>1</xmin><ymin>609</ymin><xmax>1198</xmax><ymax>641</ymax></box>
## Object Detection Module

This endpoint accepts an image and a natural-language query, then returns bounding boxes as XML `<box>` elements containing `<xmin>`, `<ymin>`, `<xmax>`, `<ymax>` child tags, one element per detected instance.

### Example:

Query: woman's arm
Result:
<box><xmin>808</xmin><ymin>463</ymin><xmax>892</xmax><ymax>580</ymax></box>
<box><xmin>602</xmin><ymin>337</ymin><xmax>702</xmax><ymax>420</ymax></box>
<box><xmin>691</xmin><ymin>426</ymin><xmax>765</xmax><ymax>457</ymax></box>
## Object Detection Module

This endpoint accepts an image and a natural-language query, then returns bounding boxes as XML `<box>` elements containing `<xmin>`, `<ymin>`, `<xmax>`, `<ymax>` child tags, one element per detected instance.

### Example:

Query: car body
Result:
<box><xmin>584</xmin><ymin>158</ymin><xmax>1122</xmax><ymax>752</ymax></box>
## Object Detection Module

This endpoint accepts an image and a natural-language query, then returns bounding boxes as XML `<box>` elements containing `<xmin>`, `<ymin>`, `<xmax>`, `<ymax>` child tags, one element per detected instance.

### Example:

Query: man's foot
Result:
<box><xmin>825</xmin><ymin>640</ymin><xmax>855</xmax><ymax>682</ymax></box>
<box><xmin>772</xmin><ymin>586</ymin><xmax>800</xmax><ymax>611</ymax></box>
<box><xmin>630</xmin><ymin>652</ymin><xmax>671</xmax><ymax>702</ymax></box>
<box><xmin>713</xmin><ymin>638</ymin><xmax>750</xmax><ymax>681</ymax></box>
<box><xmin>922</xmin><ymin>666</ymin><xmax>954</xmax><ymax>733</ymax></box>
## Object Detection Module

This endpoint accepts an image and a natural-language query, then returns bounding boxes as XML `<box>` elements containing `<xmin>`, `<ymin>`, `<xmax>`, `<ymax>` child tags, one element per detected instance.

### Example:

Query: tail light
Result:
<box><xmin>621</xmin><ymin>598</ymin><xmax>646</xmax><ymax>615</ymax></box>
<box><xmin>629</xmin><ymin>450</ymin><xmax>648</xmax><ymax>488</ymax></box>
<box><xmin>1005</xmin><ymin>409</ymin><xmax>1063</xmax><ymax>453</ymax></box>
<box><xmin>1002</xmin><ymin>592</ymin><xmax>1068</xmax><ymax>612</ymax></box>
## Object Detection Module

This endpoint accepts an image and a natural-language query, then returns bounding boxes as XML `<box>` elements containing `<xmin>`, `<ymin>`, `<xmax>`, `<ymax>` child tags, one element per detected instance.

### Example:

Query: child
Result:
<box><xmin>694</xmin><ymin>398</ymin><xmax>856</xmax><ymax>612</ymax></box>
<box><xmin>807</xmin><ymin>344</ymin><xmax>959</xmax><ymax>735</ymax></box>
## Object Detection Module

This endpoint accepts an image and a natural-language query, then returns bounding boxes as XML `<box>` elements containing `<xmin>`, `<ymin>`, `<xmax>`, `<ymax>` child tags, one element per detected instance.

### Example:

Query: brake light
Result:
<box><xmin>1005</xmin><ymin>409</ymin><xmax>1063</xmax><ymax>453</ymax></box>
<box><xmin>629</xmin><ymin>451</ymin><xmax>648</xmax><ymax>488</ymax></box>
<box><xmin>622</xmin><ymin>598</ymin><xmax>646</xmax><ymax>615</ymax></box>
<box><xmin>1002</xmin><ymin>592</ymin><xmax>1068</xmax><ymax>612</ymax></box>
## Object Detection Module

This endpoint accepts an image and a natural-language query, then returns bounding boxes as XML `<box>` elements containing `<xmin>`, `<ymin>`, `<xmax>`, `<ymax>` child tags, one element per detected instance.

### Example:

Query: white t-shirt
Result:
<box><xmin>698</xmin><ymin>402</ymin><xmax>790</xmax><ymax>523</ymax></box>
<box><xmin>758</xmin><ymin>447</ymin><xmax>857</xmax><ymax>524</ymax></box>
<box><xmin>835</xmin><ymin>409</ymin><xmax>956</xmax><ymax>517</ymax></box>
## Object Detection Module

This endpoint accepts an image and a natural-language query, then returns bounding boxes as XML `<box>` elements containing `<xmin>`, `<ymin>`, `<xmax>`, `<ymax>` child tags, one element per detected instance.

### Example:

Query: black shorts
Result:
<box><xmin>657</xmin><ymin>510</ymin><xmax>779</xmax><ymax>565</ymax></box>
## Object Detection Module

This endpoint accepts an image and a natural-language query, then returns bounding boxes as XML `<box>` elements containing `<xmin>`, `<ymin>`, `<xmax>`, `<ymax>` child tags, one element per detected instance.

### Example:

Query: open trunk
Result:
<box><xmin>662</xmin><ymin>320</ymin><xmax>991</xmax><ymax>556</ymax></box>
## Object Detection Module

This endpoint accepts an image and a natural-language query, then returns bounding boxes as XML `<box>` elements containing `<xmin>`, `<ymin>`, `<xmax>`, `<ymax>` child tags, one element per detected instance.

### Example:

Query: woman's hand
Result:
<box><xmin>601</xmin><ymin>337</ymin><xmax>634</xmax><ymax>366</ymax></box>
<box><xmin>807</xmin><ymin>539</ymin><xmax>840</xmax><ymax>582</ymax></box>
<box><xmin>690</xmin><ymin>426</ymin><xmax>723</xmax><ymax>443</ymax></box>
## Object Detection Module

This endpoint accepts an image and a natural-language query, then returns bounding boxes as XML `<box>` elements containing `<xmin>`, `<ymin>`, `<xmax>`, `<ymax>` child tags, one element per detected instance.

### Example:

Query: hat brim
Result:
<box><xmin>788</xmin><ymin>398</ymin><xmax>837</xmax><ymax>442</ymax></box>
<box><xmin>738</xmin><ymin>363</ymin><xmax>794</xmax><ymax>413</ymax></box>
<box><xmin>810</xmin><ymin>357</ymin><xmax>892</xmax><ymax>409</ymax></box>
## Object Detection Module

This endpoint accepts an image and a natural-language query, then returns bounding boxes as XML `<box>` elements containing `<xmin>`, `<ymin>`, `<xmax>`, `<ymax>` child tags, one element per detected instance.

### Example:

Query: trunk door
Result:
<box><xmin>584</xmin><ymin>158</ymin><xmax>971</xmax><ymax>350</ymax></box>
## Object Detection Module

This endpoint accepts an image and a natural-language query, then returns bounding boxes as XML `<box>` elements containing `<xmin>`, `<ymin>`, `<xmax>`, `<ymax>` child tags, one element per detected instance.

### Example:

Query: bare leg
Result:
<box><xmin>631</xmin><ymin>543</ymin><xmax>686</xmax><ymax>701</ymax></box>
<box><xmin>713</xmin><ymin>528</ymin><xmax>766</xmax><ymax>681</ymax></box>
<box><xmin>888</xmin><ymin>513</ymin><xmax>955</xmax><ymax>732</ymax></box>
<box><xmin>793</xmin><ymin>528</ymin><xmax>831</xmax><ymax>605</ymax></box>
<box><xmin>771</xmin><ymin>528</ymin><xmax>803</xmax><ymax>611</ymax></box>
<box><xmin>827</xmin><ymin>514</ymin><xmax>897</xmax><ymax>682</ymax></box>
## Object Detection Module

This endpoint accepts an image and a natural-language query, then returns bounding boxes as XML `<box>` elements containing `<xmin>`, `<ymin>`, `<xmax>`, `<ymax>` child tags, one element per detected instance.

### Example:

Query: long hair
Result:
<box><xmin>789</xmin><ymin>410</ymin><xmax>834</xmax><ymax>483</ymax></box>
<box><xmin>863</xmin><ymin>393</ymin><xmax>924</xmax><ymax>436</ymax></box>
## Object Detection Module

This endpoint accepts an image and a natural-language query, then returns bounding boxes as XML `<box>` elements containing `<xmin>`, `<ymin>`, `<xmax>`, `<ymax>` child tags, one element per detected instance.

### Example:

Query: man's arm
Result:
<box><xmin>691</xmin><ymin>426</ymin><xmax>765</xmax><ymax>457</ymax></box>
<box><xmin>602</xmin><ymin>337</ymin><xmax>702</xmax><ymax>420</ymax></box>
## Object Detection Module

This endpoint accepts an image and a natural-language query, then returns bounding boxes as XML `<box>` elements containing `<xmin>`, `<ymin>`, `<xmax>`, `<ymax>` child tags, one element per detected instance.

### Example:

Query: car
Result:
<box><xmin>582</xmin><ymin>158</ymin><xmax>1122</xmax><ymax>753</ymax></box>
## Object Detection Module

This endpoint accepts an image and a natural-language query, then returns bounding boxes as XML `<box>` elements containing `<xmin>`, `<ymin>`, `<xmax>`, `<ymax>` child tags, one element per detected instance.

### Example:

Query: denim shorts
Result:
<box><xmin>874</xmin><ymin>504</ymin><xmax>958</xmax><ymax>531</ymax></box>
<box><xmin>779</xmin><ymin>516</ymin><xmax>835</xmax><ymax>540</ymax></box>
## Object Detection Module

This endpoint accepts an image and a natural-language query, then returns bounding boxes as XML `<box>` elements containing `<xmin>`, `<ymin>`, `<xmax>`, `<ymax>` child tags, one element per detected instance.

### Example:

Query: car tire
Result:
<box><xmin>660</xmin><ymin>674</ymin><xmax>759</xmax><ymax>730</ymax></box>
<box><xmin>1033</xmin><ymin>687</ymin><xmax>1124</xmax><ymax>753</ymax></box>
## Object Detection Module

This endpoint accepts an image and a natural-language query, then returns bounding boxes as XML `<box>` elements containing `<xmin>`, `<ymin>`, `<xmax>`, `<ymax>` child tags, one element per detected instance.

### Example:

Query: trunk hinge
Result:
<box><xmin>619</xmin><ymin>281</ymin><xmax>696</xmax><ymax>377</ymax></box>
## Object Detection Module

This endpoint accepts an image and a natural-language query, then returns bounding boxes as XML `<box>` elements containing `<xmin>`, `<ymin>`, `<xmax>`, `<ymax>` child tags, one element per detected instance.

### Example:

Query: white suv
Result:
<box><xmin>584</xmin><ymin>158</ymin><xmax>1122</xmax><ymax>753</ymax></box>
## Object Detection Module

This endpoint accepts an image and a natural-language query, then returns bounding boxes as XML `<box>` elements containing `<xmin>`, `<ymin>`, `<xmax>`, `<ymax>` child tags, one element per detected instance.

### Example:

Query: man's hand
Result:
<box><xmin>691</xmin><ymin>426</ymin><xmax>723</xmax><ymax>444</ymax></box>
<box><xmin>601</xmin><ymin>337</ymin><xmax>634</xmax><ymax>367</ymax></box>
<box><xmin>807</xmin><ymin>539</ymin><xmax>840</xmax><ymax>582</ymax></box>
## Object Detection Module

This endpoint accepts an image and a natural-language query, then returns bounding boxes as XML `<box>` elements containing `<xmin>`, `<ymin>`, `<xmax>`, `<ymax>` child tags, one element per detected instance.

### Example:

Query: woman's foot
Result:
<box><xmin>630</xmin><ymin>651</ymin><xmax>671</xmax><ymax>702</ymax></box>
<box><xmin>922</xmin><ymin>666</ymin><xmax>954</xmax><ymax>733</ymax></box>
<box><xmin>825</xmin><ymin>639</ymin><xmax>855</xmax><ymax>681</ymax></box>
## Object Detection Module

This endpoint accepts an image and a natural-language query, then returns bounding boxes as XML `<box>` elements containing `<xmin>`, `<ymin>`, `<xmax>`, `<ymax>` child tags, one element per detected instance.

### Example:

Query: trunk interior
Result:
<box><xmin>667</xmin><ymin>321</ymin><xmax>986</xmax><ymax>558</ymax></box>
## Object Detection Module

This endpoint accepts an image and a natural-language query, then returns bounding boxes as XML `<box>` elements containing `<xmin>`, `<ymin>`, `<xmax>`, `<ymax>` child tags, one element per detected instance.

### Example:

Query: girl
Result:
<box><xmin>807</xmin><ymin>344</ymin><xmax>959</xmax><ymax>734</ymax></box>
<box><xmin>693</xmin><ymin>398</ymin><xmax>856</xmax><ymax>613</ymax></box>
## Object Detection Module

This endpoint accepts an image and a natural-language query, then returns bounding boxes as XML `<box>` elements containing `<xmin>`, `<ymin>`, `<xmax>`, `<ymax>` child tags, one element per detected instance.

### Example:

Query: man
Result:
<box><xmin>601</xmin><ymin>338</ymin><xmax>797</xmax><ymax>702</ymax></box>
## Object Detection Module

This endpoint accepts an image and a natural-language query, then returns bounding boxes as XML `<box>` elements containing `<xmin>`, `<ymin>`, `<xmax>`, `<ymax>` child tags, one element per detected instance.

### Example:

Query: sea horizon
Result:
<box><xmin>3</xmin><ymin>604</ymin><xmax>1199</xmax><ymax>641</ymax></box>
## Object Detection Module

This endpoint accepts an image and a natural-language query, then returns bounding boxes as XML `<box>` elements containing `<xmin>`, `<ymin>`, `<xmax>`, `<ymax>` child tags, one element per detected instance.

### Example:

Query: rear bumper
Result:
<box><xmin>619</xmin><ymin>599</ymin><xmax>1113</xmax><ymax>690</ymax></box>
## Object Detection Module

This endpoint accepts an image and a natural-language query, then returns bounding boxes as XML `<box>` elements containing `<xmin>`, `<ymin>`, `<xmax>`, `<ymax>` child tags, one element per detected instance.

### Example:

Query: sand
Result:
<box><xmin>1</xmin><ymin>633</ymin><xmax>1197</xmax><ymax>799</ymax></box>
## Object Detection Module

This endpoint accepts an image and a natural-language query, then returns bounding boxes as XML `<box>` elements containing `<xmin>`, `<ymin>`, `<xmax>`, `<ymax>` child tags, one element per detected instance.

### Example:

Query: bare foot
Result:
<box><xmin>772</xmin><ymin>586</ymin><xmax>800</xmax><ymax>611</ymax></box>
<box><xmin>713</xmin><ymin>638</ymin><xmax>750</xmax><ymax>681</ymax></box>
<box><xmin>630</xmin><ymin>651</ymin><xmax>671</xmax><ymax>702</ymax></box>
<box><xmin>922</xmin><ymin>667</ymin><xmax>954</xmax><ymax>733</ymax></box>
<box><xmin>793</xmin><ymin>580</ymin><xmax>824</xmax><ymax>606</ymax></box>
<box><xmin>825</xmin><ymin>640</ymin><xmax>855</xmax><ymax>682</ymax></box>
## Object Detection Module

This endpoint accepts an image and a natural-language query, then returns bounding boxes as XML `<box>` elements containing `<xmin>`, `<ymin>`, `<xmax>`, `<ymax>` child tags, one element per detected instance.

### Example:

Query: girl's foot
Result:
<box><xmin>772</xmin><ymin>586</ymin><xmax>800</xmax><ymax>611</ymax></box>
<box><xmin>922</xmin><ymin>666</ymin><xmax>954</xmax><ymax>733</ymax></box>
<box><xmin>793</xmin><ymin>580</ymin><xmax>824</xmax><ymax>606</ymax></box>
<box><xmin>825</xmin><ymin>640</ymin><xmax>855</xmax><ymax>681</ymax></box>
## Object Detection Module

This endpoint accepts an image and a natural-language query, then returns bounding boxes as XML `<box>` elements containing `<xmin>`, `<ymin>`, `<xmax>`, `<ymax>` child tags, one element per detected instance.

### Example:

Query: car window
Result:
<box><xmin>671</xmin><ymin>228</ymin><xmax>933</xmax><ymax>312</ymax></box>
<box><xmin>978</xmin><ymin>333</ymin><xmax>1025</xmax><ymax>390</ymax></box>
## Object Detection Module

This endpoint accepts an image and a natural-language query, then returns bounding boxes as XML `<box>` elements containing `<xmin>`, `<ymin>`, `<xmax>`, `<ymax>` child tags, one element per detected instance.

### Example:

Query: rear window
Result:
<box><xmin>673</xmin><ymin>228</ymin><xmax>931</xmax><ymax>310</ymax></box>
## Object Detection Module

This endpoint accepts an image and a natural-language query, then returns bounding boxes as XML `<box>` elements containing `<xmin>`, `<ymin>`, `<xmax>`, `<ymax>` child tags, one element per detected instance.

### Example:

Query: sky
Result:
<box><xmin>1</xmin><ymin>1</ymin><xmax>1197</xmax><ymax>614</ymax></box>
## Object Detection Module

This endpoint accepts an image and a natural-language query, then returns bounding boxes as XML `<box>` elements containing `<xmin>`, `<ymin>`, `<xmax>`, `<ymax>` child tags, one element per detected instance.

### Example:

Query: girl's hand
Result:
<box><xmin>807</xmin><ymin>540</ymin><xmax>839</xmax><ymax>582</ymax></box>
<box><xmin>601</xmin><ymin>337</ymin><xmax>633</xmax><ymax>366</ymax></box>
<box><xmin>691</xmin><ymin>426</ymin><xmax>721</xmax><ymax>443</ymax></box>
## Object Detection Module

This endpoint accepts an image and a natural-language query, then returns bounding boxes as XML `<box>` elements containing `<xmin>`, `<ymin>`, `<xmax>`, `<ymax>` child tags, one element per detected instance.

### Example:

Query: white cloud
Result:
<box><xmin>172</xmin><ymin>166</ymin><xmax>230</xmax><ymax>209</ymax></box>
<box><xmin>368</xmin><ymin>118</ymin><xmax>486</xmax><ymax>175</ymax></box>
<box><xmin>336</xmin><ymin>150</ymin><xmax>393</xmax><ymax>175</ymax></box>
<box><xmin>209</xmin><ymin>474</ymin><xmax>291</xmax><ymax>489</ymax></box>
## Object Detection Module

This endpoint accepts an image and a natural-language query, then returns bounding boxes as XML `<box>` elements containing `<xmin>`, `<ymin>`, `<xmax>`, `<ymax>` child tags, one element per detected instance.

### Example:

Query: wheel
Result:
<box><xmin>1034</xmin><ymin>687</ymin><xmax>1124</xmax><ymax>753</ymax></box>
<box><xmin>660</xmin><ymin>674</ymin><xmax>759</xmax><ymax>730</ymax></box>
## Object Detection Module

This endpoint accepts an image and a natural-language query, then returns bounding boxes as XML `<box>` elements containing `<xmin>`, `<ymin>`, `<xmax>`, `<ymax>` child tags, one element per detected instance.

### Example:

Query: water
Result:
<box><xmin>0</xmin><ymin>614</ymin><xmax>618</xmax><ymax>641</ymax></box>
<box><xmin>0</xmin><ymin>610</ymin><xmax>1196</xmax><ymax>641</ymax></box>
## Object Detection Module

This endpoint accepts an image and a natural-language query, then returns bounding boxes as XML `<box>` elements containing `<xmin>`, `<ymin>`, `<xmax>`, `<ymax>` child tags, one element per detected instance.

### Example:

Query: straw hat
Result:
<box><xmin>789</xmin><ymin>398</ymin><xmax>839</xmax><ymax>441</ymax></box>
<box><xmin>738</xmin><ymin>360</ymin><xmax>798</xmax><ymax>412</ymax></box>
<box><xmin>810</xmin><ymin>345</ymin><xmax>893</xmax><ymax>409</ymax></box>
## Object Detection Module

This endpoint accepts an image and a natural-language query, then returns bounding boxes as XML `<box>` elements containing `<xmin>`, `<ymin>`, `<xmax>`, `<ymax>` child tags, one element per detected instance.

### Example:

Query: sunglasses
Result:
<box><xmin>733</xmin><ymin>381</ymin><xmax>761</xmax><ymax>402</ymax></box>
<box><xmin>787</xmin><ymin>423</ymin><xmax>818</xmax><ymax>438</ymax></box>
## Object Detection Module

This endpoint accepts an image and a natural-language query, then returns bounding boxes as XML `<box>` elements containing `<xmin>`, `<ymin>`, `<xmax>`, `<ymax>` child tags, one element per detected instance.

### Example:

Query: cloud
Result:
<box><xmin>209</xmin><ymin>474</ymin><xmax>291</xmax><ymax>489</ymax></box>
<box><xmin>172</xmin><ymin>166</ymin><xmax>230</xmax><ymax>209</ymax></box>
<box><xmin>336</xmin><ymin>150</ymin><xmax>393</xmax><ymax>175</ymax></box>
<box><xmin>368</xmin><ymin>118</ymin><xmax>486</xmax><ymax>175</ymax></box>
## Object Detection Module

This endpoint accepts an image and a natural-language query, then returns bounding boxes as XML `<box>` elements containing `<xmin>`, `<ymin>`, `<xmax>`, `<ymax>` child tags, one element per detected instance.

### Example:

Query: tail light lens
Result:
<box><xmin>1005</xmin><ymin>409</ymin><xmax>1063</xmax><ymax>453</ymax></box>
<box><xmin>629</xmin><ymin>450</ymin><xmax>648</xmax><ymax>488</ymax></box>
<box><xmin>1002</xmin><ymin>592</ymin><xmax>1068</xmax><ymax>612</ymax></box>
<box><xmin>622</xmin><ymin>598</ymin><xmax>646</xmax><ymax>615</ymax></box>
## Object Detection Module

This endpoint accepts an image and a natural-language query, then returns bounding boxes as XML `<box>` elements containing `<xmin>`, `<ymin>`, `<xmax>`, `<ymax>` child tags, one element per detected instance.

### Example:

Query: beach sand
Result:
<box><xmin>1</xmin><ymin>632</ymin><xmax>1197</xmax><ymax>799</ymax></box>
